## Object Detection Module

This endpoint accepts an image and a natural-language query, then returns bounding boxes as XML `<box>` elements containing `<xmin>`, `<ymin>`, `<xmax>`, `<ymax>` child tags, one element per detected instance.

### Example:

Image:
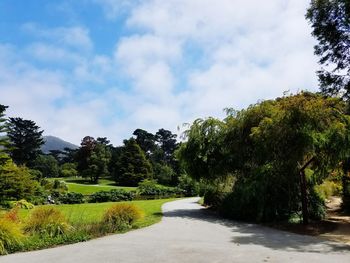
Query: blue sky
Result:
<box><xmin>0</xmin><ymin>0</ymin><xmax>318</xmax><ymax>145</ymax></box>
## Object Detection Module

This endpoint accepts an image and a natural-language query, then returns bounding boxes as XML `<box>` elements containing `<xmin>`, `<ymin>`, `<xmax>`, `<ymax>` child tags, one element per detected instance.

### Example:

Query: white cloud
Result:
<box><xmin>2</xmin><ymin>1</ymin><xmax>319</xmax><ymax>145</ymax></box>
<box><xmin>22</xmin><ymin>23</ymin><xmax>93</xmax><ymax>51</ymax></box>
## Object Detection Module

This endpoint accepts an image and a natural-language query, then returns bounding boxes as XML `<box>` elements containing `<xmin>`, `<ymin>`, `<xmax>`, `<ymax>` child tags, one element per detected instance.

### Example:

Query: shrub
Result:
<box><xmin>24</xmin><ymin>207</ymin><xmax>71</xmax><ymax>237</ymax></box>
<box><xmin>0</xmin><ymin>218</ymin><xmax>23</xmax><ymax>255</ymax></box>
<box><xmin>58</xmin><ymin>192</ymin><xmax>85</xmax><ymax>204</ymax></box>
<box><xmin>88</xmin><ymin>189</ymin><xmax>135</xmax><ymax>203</ymax></box>
<box><xmin>102</xmin><ymin>203</ymin><xmax>143</xmax><ymax>232</ymax></box>
<box><xmin>9</xmin><ymin>199</ymin><xmax>35</xmax><ymax>210</ymax></box>
<box><xmin>137</xmin><ymin>179</ymin><xmax>181</xmax><ymax>198</ymax></box>
<box><xmin>177</xmin><ymin>174</ymin><xmax>199</xmax><ymax>197</ymax></box>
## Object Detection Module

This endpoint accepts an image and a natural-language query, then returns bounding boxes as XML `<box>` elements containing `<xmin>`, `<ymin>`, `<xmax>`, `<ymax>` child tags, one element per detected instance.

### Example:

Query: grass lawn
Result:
<box><xmin>48</xmin><ymin>177</ymin><xmax>136</xmax><ymax>195</ymax></box>
<box><xmin>19</xmin><ymin>198</ymin><xmax>175</xmax><ymax>228</ymax></box>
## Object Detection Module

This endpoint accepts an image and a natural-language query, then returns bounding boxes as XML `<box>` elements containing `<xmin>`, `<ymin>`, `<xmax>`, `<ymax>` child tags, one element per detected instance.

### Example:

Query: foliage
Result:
<box><xmin>57</xmin><ymin>192</ymin><xmax>85</xmax><ymax>204</ymax></box>
<box><xmin>76</xmin><ymin>137</ymin><xmax>111</xmax><ymax>183</ymax></box>
<box><xmin>306</xmin><ymin>0</ymin><xmax>350</xmax><ymax>98</ymax></box>
<box><xmin>177</xmin><ymin>174</ymin><xmax>199</xmax><ymax>197</ymax></box>
<box><xmin>33</xmin><ymin>154</ymin><xmax>59</xmax><ymax>178</ymax></box>
<box><xmin>0</xmin><ymin>217</ymin><xmax>23</xmax><ymax>255</ymax></box>
<box><xmin>60</xmin><ymin>162</ymin><xmax>78</xmax><ymax>177</ymax></box>
<box><xmin>114</xmin><ymin>138</ymin><xmax>153</xmax><ymax>186</ymax></box>
<box><xmin>178</xmin><ymin>117</ymin><xmax>227</xmax><ymax>181</ymax></box>
<box><xmin>24</xmin><ymin>206</ymin><xmax>71</xmax><ymax>237</ymax></box>
<box><xmin>180</xmin><ymin>92</ymin><xmax>350</xmax><ymax>222</ymax></box>
<box><xmin>0</xmin><ymin>159</ymin><xmax>42</xmax><ymax>202</ymax></box>
<box><xmin>315</xmin><ymin>179</ymin><xmax>342</xmax><ymax>199</ymax></box>
<box><xmin>133</xmin><ymin>128</ymin><xmax>156</xmax><ymax>155</ymax></box>
<box><xmin>7</xmin><ymin>117</ymin><xmax>44</xmax><ymax>166</ymax></box>
<box><xmin>9</xmin><ymin>199</ymin><xmax>35</xmax><ymax>209</ymax></box>
<box><xmin>137</xmin><ymin>179</ymin><xmax>181</xmax><ymax>197</ymax></box>
<box><xmin>102</xmin><ymin>203</ymin><xmax>143</xmax><ymax>232</ymax></box>
<box><xmin>88</xmin><ymin>189</ymin><xmax>135</xmax><ymax>203</ymax></box>
<box><xmin>153</xmin><ymin>163</ymin><xmax>175</xmax><ymax>185</ymax></box>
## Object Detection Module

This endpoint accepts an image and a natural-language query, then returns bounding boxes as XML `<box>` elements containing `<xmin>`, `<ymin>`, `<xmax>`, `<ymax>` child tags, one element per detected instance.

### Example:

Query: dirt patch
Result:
<box><xmin>267</xmin><ymin>196</ymin><xmax>350</xmax><ymax>245</ymax></box>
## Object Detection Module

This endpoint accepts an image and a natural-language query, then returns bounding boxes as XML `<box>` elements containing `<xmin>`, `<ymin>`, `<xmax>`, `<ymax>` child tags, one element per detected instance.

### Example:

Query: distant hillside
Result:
<box><xmin>41</xmin><ymin>136</ymin><xmax>78</xmax><ymax>153</ymax></box>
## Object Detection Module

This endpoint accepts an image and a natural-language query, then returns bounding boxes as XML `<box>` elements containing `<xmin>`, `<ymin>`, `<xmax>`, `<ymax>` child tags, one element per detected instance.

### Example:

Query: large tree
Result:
<box><xmin>76</xmin><ymin>136</ymin><xmax>111</xmax><ymax>183</ymax></box>
<box><xmin>180</xmin><ymin>93</ymin><xmax>350</xmax><ymax>223</ymax></box>
<box><xmin>7</xmin><ymin>117</ymin><xmax>44</xmax><ymax>166</ymax></box>
<box><xmin>133</xmin><ymin>129</ymin><xmax>156</xmax><ymax>155</ymax></box>
<box><xmin>114</xmin><ymin>138</ymin><xmax>153</xmax><ymax>186</ymax></box>
<box><xmin>306</xmin><ymin>0</ymin><xmax>350</xmax><ymax>98</ymax></box>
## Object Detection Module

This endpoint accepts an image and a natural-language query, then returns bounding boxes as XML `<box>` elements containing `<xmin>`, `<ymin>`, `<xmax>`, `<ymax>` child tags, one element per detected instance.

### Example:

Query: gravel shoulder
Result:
<box><xmin>1</xmin><ymin>197</ymin><xmax>349</xmax><ymax>263</ymax></box>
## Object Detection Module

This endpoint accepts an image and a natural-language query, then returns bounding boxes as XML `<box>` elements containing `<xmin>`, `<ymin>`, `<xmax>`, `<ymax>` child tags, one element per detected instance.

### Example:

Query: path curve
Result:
<box><xmin>1</xmin><ymin>198</ymin><xmax>350</xmax><ymax>263</ymax></box>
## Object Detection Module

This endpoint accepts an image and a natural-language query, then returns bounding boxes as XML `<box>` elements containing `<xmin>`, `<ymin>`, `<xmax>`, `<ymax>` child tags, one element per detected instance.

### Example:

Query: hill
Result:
<box><xmin>41</xmin><ymin>135</ymin><xmax>78</xmax><ymax>153</ymax></box>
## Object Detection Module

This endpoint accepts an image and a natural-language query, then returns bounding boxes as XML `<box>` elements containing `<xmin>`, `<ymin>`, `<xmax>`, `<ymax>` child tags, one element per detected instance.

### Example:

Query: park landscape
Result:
<box><xmin>1</xmin><ymin>0</ymin><xmax>350</xmax><ymax>262</ymax></box>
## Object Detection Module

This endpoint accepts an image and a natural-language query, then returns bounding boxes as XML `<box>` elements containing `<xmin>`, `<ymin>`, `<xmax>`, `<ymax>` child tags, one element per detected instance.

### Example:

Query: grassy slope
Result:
<box><xmin>48</xmin><ymin>177</ymin><xmax>137</xmax><ymax>195</ymax></box>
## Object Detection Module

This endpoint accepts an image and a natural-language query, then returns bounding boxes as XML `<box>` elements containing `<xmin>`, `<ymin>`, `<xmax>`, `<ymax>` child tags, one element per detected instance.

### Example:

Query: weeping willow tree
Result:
<box><xmin>179</xmin><ymin>92</ymin><xmax>350</xmax><ymax>223</ymax></box>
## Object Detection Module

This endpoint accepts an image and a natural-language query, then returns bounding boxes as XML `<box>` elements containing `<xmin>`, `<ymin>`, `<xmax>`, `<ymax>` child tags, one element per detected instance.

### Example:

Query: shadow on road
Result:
<box><xmin>162</xmin><ymin>200</ymin><xmax>350</xmax><ymax>254</ymax></box>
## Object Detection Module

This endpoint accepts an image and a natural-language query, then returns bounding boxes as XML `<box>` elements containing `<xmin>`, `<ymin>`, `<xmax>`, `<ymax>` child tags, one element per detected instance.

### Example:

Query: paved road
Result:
<box><xmin>1</xmin><ymin>198</ymin><xmax>350</xmax><ymax>263</ymax></box>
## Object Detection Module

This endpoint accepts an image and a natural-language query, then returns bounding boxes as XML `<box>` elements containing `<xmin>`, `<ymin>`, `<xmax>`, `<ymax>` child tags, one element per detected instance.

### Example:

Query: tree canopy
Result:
<box><xmin>179</xmin><ymin>92</ymin><xmax>350</xmax><ymax>222</ymax></box>
<box><xmin>306</xmin><ymin>0</ymin><xmax>350</xmax><ymax>98</ymax></box>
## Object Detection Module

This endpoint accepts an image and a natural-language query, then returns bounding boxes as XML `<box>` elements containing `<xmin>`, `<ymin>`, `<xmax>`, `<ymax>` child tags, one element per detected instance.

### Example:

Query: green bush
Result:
<box><xmin>177</xmin><ymin>174</ymin><xmax>199</xmax><ymax>197</ymax></box>
<box><xmin>309</xmin><ymin>188</ymin><xmax>326</xmax><ymax>220</ymax></box>
<box><xmin>9</xmin><ymin>199</ymin><xmax>35</xmax><ymax>209</ymax></box>
<box><xmin>102</xmin><ymin>203</ymin><xmax>143</xmax><ymax>232</ymax></box>
<box><xmin>0</xmin><ymin>218</ymin><xmax>23</xmax><ymax>255</ymax></box>
<box><xmin>24</xmin><ymin>207</ymin><xmax>71</xmax><ymax>237</ymax></box>
<box><xmin>88</xmin><ymin>189</ymin><xmax>135</xmax><ymax>203</ymax></box>
<box><xmin>58</xmin><ymin>192</ymin><xmax>85</xmax><ymax>204</ymax></box>
<box><xmin>137</xmin><ymin>179</ymin><xmax>181</xmax><ymax>197</ymax></box>
<box><xmin>315</xmin><ymin>180</ymin><xmax>342</xmax><ymax>199</ymax></box>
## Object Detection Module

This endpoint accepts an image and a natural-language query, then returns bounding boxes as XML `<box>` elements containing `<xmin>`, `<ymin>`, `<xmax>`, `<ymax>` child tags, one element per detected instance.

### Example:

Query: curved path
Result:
<box><xmin>1</xmin><ymin>198</ymin><xmax>350</xmax><ymax>263</ymax></box>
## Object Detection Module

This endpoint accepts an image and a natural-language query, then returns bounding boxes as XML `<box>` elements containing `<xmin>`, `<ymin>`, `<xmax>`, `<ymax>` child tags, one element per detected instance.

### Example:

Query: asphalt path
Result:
<box><xmin>1</xmin><ymin>197</ymin><xmax>350</xmax><ymax>263</ymax></box>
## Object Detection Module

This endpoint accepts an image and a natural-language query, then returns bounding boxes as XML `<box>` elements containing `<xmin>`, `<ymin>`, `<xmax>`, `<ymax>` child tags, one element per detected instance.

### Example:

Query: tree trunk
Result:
<box><xmin>300</xmin><ymin>169</ymin><xmax>309</xmax><ymax>225</ymax></box>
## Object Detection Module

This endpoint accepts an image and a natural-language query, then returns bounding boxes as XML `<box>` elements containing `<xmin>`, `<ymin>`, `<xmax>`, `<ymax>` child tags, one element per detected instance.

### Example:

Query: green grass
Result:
<box><xmin>2</xmin><ymin>198</ymin><xmax>176</xmax><ymax>254</ymax></box>
<box><xmin>47</xmin><ymin>177</ymin><xmax>136</xmax><ymax>195</ymax></box>
<box><xmin>19</xmin><ymin>198</ymin><xmax>174</xmax><ymax>227</ymax></box>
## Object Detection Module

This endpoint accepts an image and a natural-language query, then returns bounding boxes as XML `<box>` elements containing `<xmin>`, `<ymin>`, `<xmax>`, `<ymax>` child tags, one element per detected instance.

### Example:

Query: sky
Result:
<box><xmin>0</xmin><ymin>0</ymin><xmax>319</xmax><ymax>146</ymax></box>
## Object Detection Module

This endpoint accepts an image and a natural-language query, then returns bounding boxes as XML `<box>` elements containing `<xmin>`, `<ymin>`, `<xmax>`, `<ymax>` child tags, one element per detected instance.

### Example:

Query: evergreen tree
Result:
<box><xmin>7</xmin><ymin>117</ymin><xmax>44</xmax><ymax>166</ymax></box>
<box><xmin>115</xmin><ymin>138</ymin><xmax>152</xmax><ymax>186</ymax></box>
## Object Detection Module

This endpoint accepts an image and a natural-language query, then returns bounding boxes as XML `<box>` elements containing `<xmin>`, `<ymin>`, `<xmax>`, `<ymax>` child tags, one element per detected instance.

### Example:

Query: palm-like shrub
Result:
<box><xmin>102</xmin><ymin>204</ymin><xmax>143</xmax><ymax>232</ymax></box>
<box><xmin>24</xmin><ymin>207</ymin><xmax>71</xmax><ymax>237</ymax></box>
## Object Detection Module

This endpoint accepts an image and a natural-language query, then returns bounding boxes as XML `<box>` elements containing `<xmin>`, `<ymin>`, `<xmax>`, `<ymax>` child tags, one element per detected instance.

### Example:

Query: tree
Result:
<box><xmin>155</xmin><ymin>129</ymin><xmax>178</xmax><ymax>163</ymax></box>
<box><xmin>133</xmin><ymin>129</ymin><xmax>156</xmax><ymax>155</ymax></box>
<box><xmin>76</xmin><ymin>136</ymin><xmax>96</xmax><ymax>173</ymax></box>
<box><xmin>32</xmin><ymin>154</ymin><xmax>59</xmax><ymax>178</ymax></box>
<box><xmin>0</xmin><ymin>104</ymin><xmax>10</xmax><ymax>164</ymax></box>
<box><xmin>114</xmin><ymin>138</ymin><xmax>153</xmax><ymax>186</ymax></box>
<box><xmin>180</xmin><ymin>93</ymin><xmax>350</xmax><ymax>223</ymax></box>
<box><xmin>7</xmin><ymin>117</ymin><xmax>44</xmax><ymax>166</ymax></box>
<box><xmin>76</xmin><ymin>136</ymin><xmax>111</xmax><ymax>183</ymax></box>
<box><xmin>0</xmin><ymin>159</ymin><xmax>41</xmax><ymax>202</ymax></box>
<box><xmin>83</xmin><ymin>142</ymin><xmax>111</xmax><ymax>183</ymax></box>
<box><xmin>306</xmin><ymin>0</ymin><xmax>350</xmax><ymax>98</ymax></box>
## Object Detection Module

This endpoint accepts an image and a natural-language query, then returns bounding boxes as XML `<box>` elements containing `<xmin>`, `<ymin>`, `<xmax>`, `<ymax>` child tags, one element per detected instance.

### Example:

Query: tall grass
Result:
<box><xmin>24</xmin><ymin>207</ymin><xmax>72</xmax><ymax>237</ymax></box>
<box><xmin>0</xmin><ymin>210</ymin><xmax>23</xmax><ymax>255</ymax></box>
